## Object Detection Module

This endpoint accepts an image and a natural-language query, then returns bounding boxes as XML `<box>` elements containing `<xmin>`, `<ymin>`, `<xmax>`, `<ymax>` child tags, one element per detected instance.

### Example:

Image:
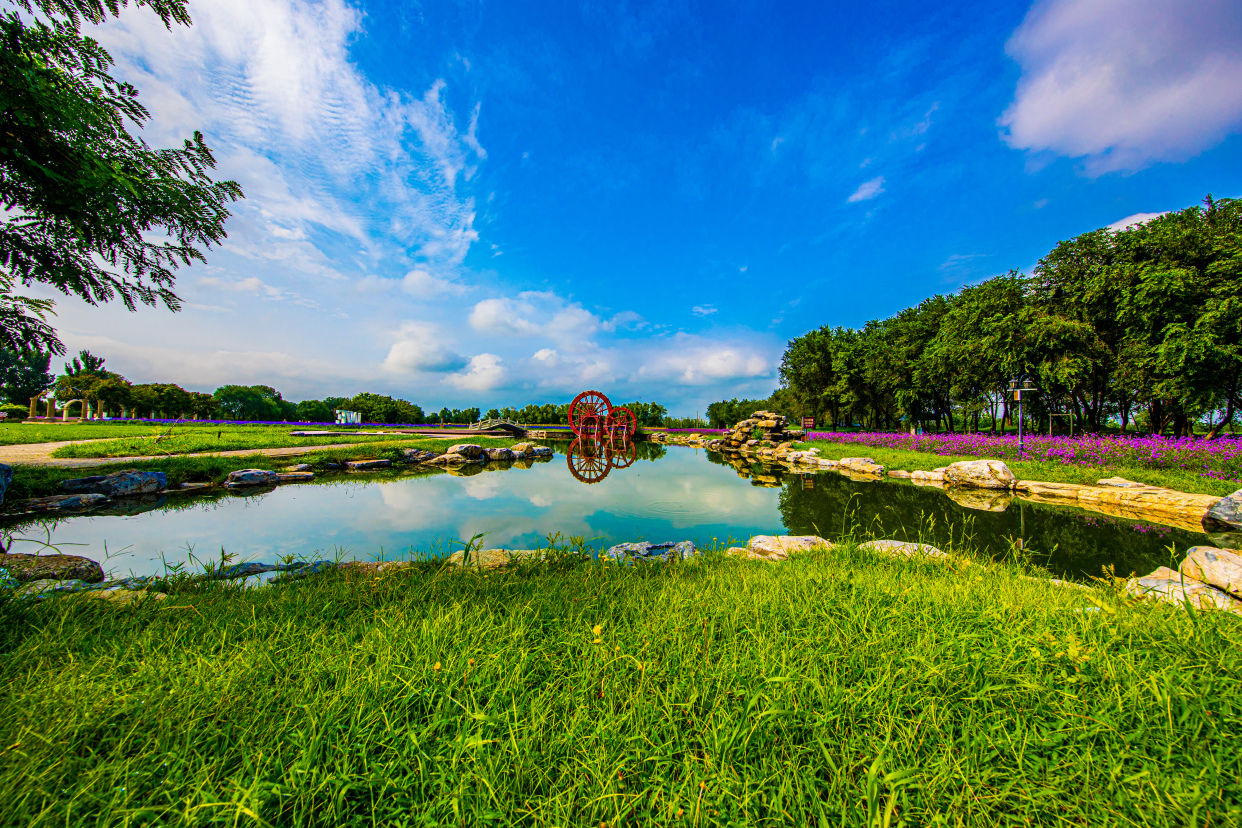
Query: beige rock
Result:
<box><xmin>1097</xmin><ymin>477</ymin><xmax>1149</xmax><ymax>488</ymax></box>
<box><xmin>1180</xmin><ymin>546</ymin><xmax>1242</xmax><ymax>599</ymax></box>
<box><xmin>944</xmin><ymin>459</ymin><xmax>1016</xmax><ymax>490</ymax></box>
<box><xmin>446</xmin><ymin>443</ymin><xmax>484</xmax><ymax>459</ymax></box>
<box><xmin>509</xmin><ymin>442</ymin><xmax>535</xmax><ymax>455</ymax></box>
<box><xmin>345</xmin><ymin>459</ymin><xmax>392</xmax><ymax>470</ymax></box>
<box><xmin>276</xmin><ymin>471</ymin><xmax>315</xmax><ymax>483</ymax></box>
<box><xmin>444</xmin><ymin>548</ymin><xmax>545</xmax><ymax>569</ymax></box>
<box><xmin>1126</xmin><ymin>567</ymin><xmax>1242</xmax><ymax>615</ymax></box>
<box><xmin>887</xmin><ymin>469</ymin><xmax>912</xmax><ymax>479</ymax></box>
<box><xmin>839</xmin><ymin>457</ymin><xmax>885</xmax><ymax>475</ymax></box>
<box><xmin>745</xmin><ymin>534</ymin><xmax>833</xmax><ymax>560</ymax></box>
<box><xmin>909</xmin><ymin>469</ymin><xmax>945</xmax><ymax>487</ymax></box>
<box><xmin>859</xmin><ymin>539</ymin><xmax>947</xmax><ymax>559</ymax></box>
<box><xmin>946</xmin><ymin>488</ymin><xmax>1013</xmax><ymax>512</ymax></box>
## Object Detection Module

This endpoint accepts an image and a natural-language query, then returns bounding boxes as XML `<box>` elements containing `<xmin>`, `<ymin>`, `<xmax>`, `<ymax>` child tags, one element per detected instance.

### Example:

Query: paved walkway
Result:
<box><xmin>0</xmin><ymin>437</ymin><xmax>454</xmax><ymax>468</ymax></box>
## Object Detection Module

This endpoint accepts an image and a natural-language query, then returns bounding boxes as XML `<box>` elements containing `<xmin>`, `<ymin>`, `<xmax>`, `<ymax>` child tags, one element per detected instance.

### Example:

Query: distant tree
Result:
<box><xmin>295</xmin><ymin>399</ymin><xmax>332</xmax><ymax>423</ymax></box>
<box><xmin>63</xmin><ymin>349</ymin><xmax>106</xmax><ymax>375</ymax></box>
<box><xmin>212</xmin><ymin>384</ymin><xmax>284</xmax><ymax>421</ymax></box>
<box><xmin>347</xmin><ymin>392</ymin><xmax>424</xmax><ymax>424</ymax></box>
<box><xmin>0</xmin><ymin>0</ymin><xmax>243</xmax><ymax>354</ymax></box>
<box><xmin>92</xmin><ymin>376</ymin><xmax>132</xmax><ymax>415</ymax></box>
<box><xmin>187</xmin><ymin>391</ymin><xmax>218</xmax><ymax>419</ymax></box>
<box><xmin>0</xmin><ymin>347</ymin><xmax>53</xmax><ymax>404</ymax></box>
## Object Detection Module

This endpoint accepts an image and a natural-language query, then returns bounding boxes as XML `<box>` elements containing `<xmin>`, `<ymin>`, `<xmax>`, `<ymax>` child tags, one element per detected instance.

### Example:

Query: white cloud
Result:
<box><xmin>1105</xmin><ymin>211</ymin><xmax>1167</xmax><ymax>232</ymax></box>
<box><xmin>1000</xmin><ymin>0</ymin><xmax>1242</xmax><ymax>173</ymax></box>
<box><xmin>468</xmin><ymin>291</ymin><xmax>604</xmax><ymax>346</ymax></box>
<box><xmin>691</xmin><ymin>305</ymin><xmax>718</xmax><ymax>317</ymax></box>
<box><xmin>636</xmin><ymin>337</ymin><xmax>772</xmax><ymax>386</ymax></box>
<box><xmin>847</xmin><ymin>176</ymin><xmax>885</xmax><ymax>203</ymax></box>
<box><xmin>381</xmin><ymin>322</ymin><xmax>467</xmax><ymax>374</ymax></box>
<box><xmin>401</xmin><ymin>268</ymin><xmax>465</xmax><ymax>297</ymax></box>
<box><xmin>448</xmin><ymin>353</ymin><xmax>506</xmax><ymax>391</ymax></box>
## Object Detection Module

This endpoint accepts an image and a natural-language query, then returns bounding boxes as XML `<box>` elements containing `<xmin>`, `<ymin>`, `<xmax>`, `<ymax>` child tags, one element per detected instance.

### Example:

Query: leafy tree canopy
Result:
<box><xmin>0</xmin><ymin>0</ymin><xmax>243</xmax><ymax>354</ymax></box>
<box><xmin>0</xmin><ymin>346</ymin><xmax>53</xmax><ymax>403</ymax></box>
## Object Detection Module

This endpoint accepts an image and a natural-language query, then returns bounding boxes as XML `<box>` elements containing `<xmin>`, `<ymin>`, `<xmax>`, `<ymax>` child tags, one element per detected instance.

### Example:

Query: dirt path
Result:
<box><xmin>0</xmin><ymin>438</ymin><xmax>455</xmax><ymax>468</ymax></box>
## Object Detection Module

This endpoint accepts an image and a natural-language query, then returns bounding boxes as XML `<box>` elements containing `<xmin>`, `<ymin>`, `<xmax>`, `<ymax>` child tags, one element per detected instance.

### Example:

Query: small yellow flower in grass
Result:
<box><xmin>592</xmin><ymin>623</ymin><xmax>603</xmax><ymax>644</ymax></box>
<box><xmin>433</xmin><ymin>661</ymin><xmax>441</xmax><ymax>672</ymax></box>
<box><xmin>468</xmin><ymin>658</ymin><xmax>475</xmax><ymax>666</ymax></box>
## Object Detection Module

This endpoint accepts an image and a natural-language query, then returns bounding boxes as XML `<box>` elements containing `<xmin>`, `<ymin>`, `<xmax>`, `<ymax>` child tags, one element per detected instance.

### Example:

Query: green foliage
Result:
<box><xmin>0</xmin><ymin>0</ymin><xmax>243</xmax><ymax>354</ymax></box>
<box><xmin>747</xmin><ymin>196</ymin><xmax>1242</xmax><ymax>436</ymax></box>
<box><xmin>0</xmin><ymin>402</ymin><xmax>26</xmax><ymax>419</ymax></box>
<box><xmin>0</xmin><ymin>347</ymin><xmax>52</xmax><ymax>403</ymax></box>
<box><xmin>294</xmin><ymin>399</ymin><xmax>332</xmax><ymax>423</ymax></box>
<box><xmin>346</xmin><ymin>392</ymin><xmax>425</xmax><ymax>424</ymax></box>
<box><xmin>212</xmin><ymin>384</ymin><xmax>286</xmax><ymax>421</ymax></box>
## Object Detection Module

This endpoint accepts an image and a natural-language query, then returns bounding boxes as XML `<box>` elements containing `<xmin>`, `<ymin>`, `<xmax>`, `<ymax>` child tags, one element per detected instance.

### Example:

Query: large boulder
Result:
<box><xmin>1203</xmin><ymin>488</ymin><xmax>1242</xmax><ymax>532</ymax></box>
<box><xmin>839</xmin><ymin>457</ymin><xmax>885</xmax><ymax>475</ymax></box>
<box><xmin>1126</xmin><ymin>566</ymin><xmax>1242</xmax><ymax>615</ymax></box>
<box><xmin>0</xmin><ymin>463</ymin><xmax>11</xmax><ymax>505</ymax></box>
<box><xmin>0</xmin><ymin>552</ymin><xmax>104</xmax><ymax>583</ymax></box>
<box><xmin>605</xmin><ymin>540</ymin><xmax>696</xmax><ymax>563</ymax></box>
<box><xmin>402</xmin><ymin>448</ymin><xmax>440</xmax><ymax>463</ymax></box>
<box><xmin>61</xmin><ymin>470</ymin><xmax>166</xmax><ymax>497</ymax></box>
<box><xmin>345</xmin><ymin>459</ymin><xmax>392</xmax><ymax>470</ymax></box>
<box><xmin>19</xmin><ymin>493</ymin><xmax>110</xmax><ymax>513</ymax></box>
<box><xmin>225</xmin><ymin>469</ymin><xmax>279</xmax><ymax>488</ymax></box>
<box><xmin>530</xmin><ymin>445</ymin><xmax>553</xmax><ymax>458</ymax></box>
<box><xmin>485</xmin><ymin>447</ymin><xmax>516</xmax><ymax>462</ymax></box>
<box><xmin>446</xmin><ymin>444</ymin><xmax>484</xmax><ymax>459</ymax></box>
<box><xmin>444</xmin><ymin>548</ymin><xmax>546</xmax><ymax>569</ymax></box>
<box><xmin>1180</xmin><ymin>546</ymin><xmax>1242</xmax><ymax>599</ymax></box>
<box><xmin>739</xmin><ymin>535</ymin><xmax>832</xmax><ymax>561</ymax></box>
<box><xmin>859</xmin><ymin>539</ymin><xmax>947</xmax><ymax>559</ymax></box>
<box><xmin>943</xmin><ymin>459</ymin><xmax>1016</xmax><ymax>490</ymax></box>
<box><xmin>945</xmin><ymin>488</ymin><xmax>1013</xmax><ymax>513</ymax></box>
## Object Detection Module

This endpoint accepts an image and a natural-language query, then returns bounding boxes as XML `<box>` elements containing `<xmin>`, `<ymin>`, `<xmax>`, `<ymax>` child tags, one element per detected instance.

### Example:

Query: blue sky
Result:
<box><xmin>40</xmin><ymin>0</ymin><xmax>1242</xmax><ymax>415</ymax></box>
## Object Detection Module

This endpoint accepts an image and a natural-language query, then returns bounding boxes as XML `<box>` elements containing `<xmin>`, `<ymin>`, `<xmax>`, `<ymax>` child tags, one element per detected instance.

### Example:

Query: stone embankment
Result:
<box><xmin>0</xmin><ymin>442</ymin><xmax>555</xmax><ymax>518</ymax></box>
<box><xmin>653</xmin><ymin>425</ymin><xmax>1238</xmax><ymax>537</ymax></box>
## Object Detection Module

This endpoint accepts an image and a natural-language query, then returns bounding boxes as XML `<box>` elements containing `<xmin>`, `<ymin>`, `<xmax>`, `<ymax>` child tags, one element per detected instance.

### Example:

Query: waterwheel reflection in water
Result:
<box><xmin>566</xmin><ymin>437</ymin><xmax>637</xmax><ymax>484</ymax></box>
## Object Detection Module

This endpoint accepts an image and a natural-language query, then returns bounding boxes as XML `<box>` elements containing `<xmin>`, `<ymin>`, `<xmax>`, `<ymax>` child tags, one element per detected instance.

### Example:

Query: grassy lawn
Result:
<box><xmin>2</xmin><ymin>437</ymin><xmax>522</xmax><ymax>502</ymax></box>
<box><xmin>48</xmin><ymin>425</ymin><xmax>420</xmax><ymax>458</ymax></box>
<box><xmin>0</xmin><ymin>544</ymin><xmax>1237</xmax><ymax>825</ymax></box>
<box><xmin>0</xmin><ymin>423</ymin><xmax>177</xmax><ymax>445</ymax></box>
<box><xmin>797</xmin><ymin>440</ymin><xmax>1239</xmax><ymax>497</ymax></box>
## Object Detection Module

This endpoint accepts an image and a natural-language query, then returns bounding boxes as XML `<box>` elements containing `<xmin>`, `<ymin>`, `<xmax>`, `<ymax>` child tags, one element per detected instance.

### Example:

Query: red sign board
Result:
<box><xmin>801</xmin><ymin>417</ymin><xmax>815</xmax><ymax>430</ymax></box>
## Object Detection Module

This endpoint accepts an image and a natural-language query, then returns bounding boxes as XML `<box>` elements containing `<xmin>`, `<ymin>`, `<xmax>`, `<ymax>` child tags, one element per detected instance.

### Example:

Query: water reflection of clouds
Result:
<box><xmin>12</xmin><ymin>450</ymin><xmax>788</xmax><ymax>578</ymax></box>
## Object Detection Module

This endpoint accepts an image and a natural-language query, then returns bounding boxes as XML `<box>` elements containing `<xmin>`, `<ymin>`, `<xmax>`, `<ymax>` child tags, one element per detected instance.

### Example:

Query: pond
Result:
<box><xmin>1</xmin><ymin>442</ymin><xmax>1211</xmax><ymax>581</ymax></box>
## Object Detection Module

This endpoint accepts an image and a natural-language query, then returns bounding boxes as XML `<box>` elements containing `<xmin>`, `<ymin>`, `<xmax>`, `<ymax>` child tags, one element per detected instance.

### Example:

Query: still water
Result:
<box><xmin>2</xmin><ymin>443</ymin><xmax>1209</xmax><ymax>580</ymax></box>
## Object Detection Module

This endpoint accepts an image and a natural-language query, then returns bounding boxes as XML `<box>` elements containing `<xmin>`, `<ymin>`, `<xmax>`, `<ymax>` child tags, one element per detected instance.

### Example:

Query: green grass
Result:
<box><xmin>0</xmin><ymin>422</ymin><xmax>176</xmax><ymax>445</ymax></box>
<box><xmin>0</xmin><ymin>543</ymin><xmax>1238</xmax><ymax>826</ymax></box>
<box><xmin>797</xmin><ymin>440</ymin><xmax>1238</xmax><ymax>497</ymax></box>
<box><xmin>2</xmin><ymin>437</ymin><xmax>521</xmax><ymax>501</ymax></box>
<box><xmin>48</xmin><ymin>425</ymin><xmax>419</xmax><ymax>458</ymax></box>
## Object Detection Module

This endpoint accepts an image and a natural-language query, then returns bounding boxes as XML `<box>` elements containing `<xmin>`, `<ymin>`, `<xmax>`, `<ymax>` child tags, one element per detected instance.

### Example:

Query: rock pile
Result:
<box><xmin>1128</xmin><ymin>545</ymin><xmax>1242</xmax><ymax>615</ymax></box>
<box><xmin>718</xmin><ymin>410</ymin><xmax>801</xmax><ymax>453</ymax></box>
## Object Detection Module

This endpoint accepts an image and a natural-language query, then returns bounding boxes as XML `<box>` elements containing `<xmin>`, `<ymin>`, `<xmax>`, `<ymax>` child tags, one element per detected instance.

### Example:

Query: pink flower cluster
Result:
<box><xmin>806</xmin><ymin>431</ymin><xmax>1242</xmax><ymax>482</ymax></box>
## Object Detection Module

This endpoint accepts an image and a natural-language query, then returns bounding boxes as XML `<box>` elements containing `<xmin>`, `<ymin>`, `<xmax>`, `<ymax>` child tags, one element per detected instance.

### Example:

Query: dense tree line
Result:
<box><xmin>719</xmin><ymin>196</ymin><xmax>1240</xmax><ymax>437</ymax></box>
<box><xmin>2</xmin><ymin>351</ymin><xmax>687</xmax><ymax>427</ymax></box>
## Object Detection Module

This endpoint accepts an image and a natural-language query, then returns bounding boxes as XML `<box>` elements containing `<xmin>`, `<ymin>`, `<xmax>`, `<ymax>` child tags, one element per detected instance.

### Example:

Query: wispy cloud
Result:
<box><xmin>847</xmin><ymin>176</ymin><xmax>886</xmax><ymax>203</ymax></box>
<box><xmin>1105</xmin><ymin>211</ymin><xmax>1167</xmax><ymax>232</ymax></box>
<box><xmin>691</xmin><ymin>304</ymin><xmax>718</xmax><ymax>317</ymax></box>
<box><xmin>1001</xmin><ymin>0</ymin><xmax>1242</xmax><ymax>173</ymax></box>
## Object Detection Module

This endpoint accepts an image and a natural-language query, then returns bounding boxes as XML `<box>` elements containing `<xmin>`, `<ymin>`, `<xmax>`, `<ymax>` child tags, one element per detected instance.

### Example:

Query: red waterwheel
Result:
<box><xmin>567</xmin><ymin>438</ymin><xmax>611</xmax><ymax>484</ymax></box>
<box><xmin>606</xmin><ymin>406</ymin><xmax>637</xmax><ymax>443</ymax></box>
<box><xmin>607</xmin><ymin>439</ymin><xmax>638</xmax><ymax>469</ymax></box>
<box><xmin>568</xmin><ymin>390</ymin><xmax>612</xmax><ymax>438</ymax></box>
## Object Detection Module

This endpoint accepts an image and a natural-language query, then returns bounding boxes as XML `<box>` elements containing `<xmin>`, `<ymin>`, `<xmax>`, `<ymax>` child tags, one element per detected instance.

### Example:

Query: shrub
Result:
<box><xmin>0</xmin><ymin>404</ymin><xmax>28</xmax><ymax>421</ymax></box>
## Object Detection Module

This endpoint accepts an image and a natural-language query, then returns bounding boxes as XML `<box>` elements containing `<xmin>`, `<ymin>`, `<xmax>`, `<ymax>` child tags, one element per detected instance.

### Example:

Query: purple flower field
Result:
<box><xmin>806</xmin><ymin>430</ymin><xmax>1242</xmax><ymax>482</ymax></box>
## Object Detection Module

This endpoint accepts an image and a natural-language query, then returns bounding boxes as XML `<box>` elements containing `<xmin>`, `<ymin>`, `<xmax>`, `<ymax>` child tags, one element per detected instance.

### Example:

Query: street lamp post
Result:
<box><xmin>1009</xmin><ymin>374</ymin><xmax>1039</xmax><ymax>458</ymax></box>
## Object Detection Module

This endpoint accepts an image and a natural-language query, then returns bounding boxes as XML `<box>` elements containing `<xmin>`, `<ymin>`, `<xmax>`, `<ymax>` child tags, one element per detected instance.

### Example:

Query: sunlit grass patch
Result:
<box><xmin>0</xmin><ymin>543</ymin><xmax>1237</xmax><ymax>826</ymax></box>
